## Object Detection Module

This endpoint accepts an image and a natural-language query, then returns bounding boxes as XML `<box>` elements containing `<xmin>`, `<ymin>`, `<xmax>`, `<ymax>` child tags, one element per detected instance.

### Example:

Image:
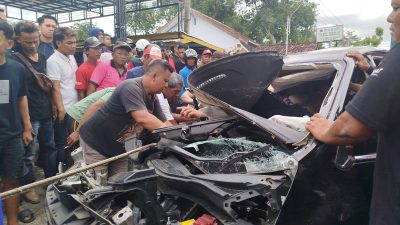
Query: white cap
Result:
<box><xmin>136</xmin><ymin>39</ymin><xmax>150</xmax><ymax>51</ymax></box>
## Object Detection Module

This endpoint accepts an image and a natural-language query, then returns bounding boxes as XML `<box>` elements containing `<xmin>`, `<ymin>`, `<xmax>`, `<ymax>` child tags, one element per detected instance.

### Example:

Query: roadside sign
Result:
<box><xmin>316</xmin><ymin>25</ymin><xmax>344</xmax><ymax>42</ymax></box>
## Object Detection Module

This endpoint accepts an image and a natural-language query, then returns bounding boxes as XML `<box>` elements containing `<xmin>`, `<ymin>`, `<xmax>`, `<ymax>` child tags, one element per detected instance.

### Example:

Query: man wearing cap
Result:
<box><xmin>79</xmin><ymin>59</ymin><xmax>173</xmax><ymax>185</ymax></box>
<box><xmin>75</xmin><ymin>37</ymin><xmax>103</xmax><ymax>100</ymax></box>
<box><xmin>198</xmin><ymin>49</ymin><xmax>212</xmax><ymax>67</ymax></box>
<box><xmin>126</xmin><ymin>44</ymin><xmax>162</xmax><ymax>79</ymax></box>
<box><xmin>87</xmin><ymin>41</ymin><xmax>131</xmax><ymax>95</ymax></box>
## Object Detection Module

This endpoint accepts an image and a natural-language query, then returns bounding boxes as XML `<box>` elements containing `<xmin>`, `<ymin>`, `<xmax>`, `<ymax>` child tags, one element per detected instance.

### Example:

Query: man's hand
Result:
<box><xmin>22</xmin><ymin>129</ymin><xmax>33</xmax><ymax>146</ymax></box>
<box><xmin>57</xmin><ymin>108</ymin><xmax>66</xmax><ymax>122</ymax></box>
<box><xmin>67</xmin><ymin>131</ymin><xmax>79</xmax><ymax>147</ymax></box>
<box><xmin>177</xmin><ymin>106</ymin><xmax>207</xmax><ymax>119</ymax></box>
<box><xmin>346</xmin><ymin>51</ymin><xmax>371</xmax><ymax>72</ymax></box>
<box><xmin>305</xmin><ymin>113</ymin><xmax>333</xmax><ymax>141</ymax></box>
<box><xmin>52</xmin><ymin>105</ymin><xmax>58</xmax><ymax>121</ymax></box>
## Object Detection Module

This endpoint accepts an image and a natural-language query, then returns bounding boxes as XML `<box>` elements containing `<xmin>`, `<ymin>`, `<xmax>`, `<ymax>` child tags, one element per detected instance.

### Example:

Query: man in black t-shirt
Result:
<box><xmin>172</xmin><ymin>42</ymin><xmax>187</xmax><ymax>73</ymax></box>
<box><xmin>79</xmin><ymin>59</ymin><xmax>173</xmax><ymax>185</ymax></box>
<box><xmin>0</xmin><ymin>20</ymin><xmax>33</xmax><ymax>225</ymax></box>
<box><xmin>13</xmin><ymin>21</ymin><xmax>56</xmax><ymax>202</ymax></box>
<box><xmin>306</xmin><ymin>2</ymin><xmax>400</xmax><ymax>224</ymax></box>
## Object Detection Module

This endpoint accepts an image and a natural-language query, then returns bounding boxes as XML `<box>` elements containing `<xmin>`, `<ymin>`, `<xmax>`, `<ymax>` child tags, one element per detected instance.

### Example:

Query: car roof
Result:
<box><xmin>284</xmin><ymin>46</ymin><xmax>386</xmax><ymax>64</ymax></box>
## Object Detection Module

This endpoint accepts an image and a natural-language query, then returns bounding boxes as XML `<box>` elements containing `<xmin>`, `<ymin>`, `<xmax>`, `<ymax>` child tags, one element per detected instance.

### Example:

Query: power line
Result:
<box><xmin>317</xmin><ymin>0</ymin><xmax>344</xmax><ymax>25</ymax></box>
<box><xmin>317</xmin><ymin>8</ymin><xmax>338</xmax><ymax>25</ymax></box>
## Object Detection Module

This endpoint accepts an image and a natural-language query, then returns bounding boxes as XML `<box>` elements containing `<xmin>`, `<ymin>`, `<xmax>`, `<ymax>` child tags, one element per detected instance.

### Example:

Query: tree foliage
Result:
<box><xmin>361</xmin><ymin>26</ymin><xmax>383</xmax><ymax>47</ymax></box>
<box><xmin>126</xmin><ymin>6</ymin><xmax>178</xmax><ymax>35</ymax></box>
<box><xmin>335</xmin><ymin>27</ymin><xmax>384</xmax><ymax>47</ymax></box>
<box><xmin>124</xmin><ymin>0</ymin><xmax>317</xmax><ymax>44</ymax></box>
<box><xmin>193</xmin><ymin>0</ymin><xmax>317</xmax><ymax>44</ymax></box>
<box><xmin>72</xmin><ymin>21</ymin><xmax>92</xmax><ymax>41</ymax></box>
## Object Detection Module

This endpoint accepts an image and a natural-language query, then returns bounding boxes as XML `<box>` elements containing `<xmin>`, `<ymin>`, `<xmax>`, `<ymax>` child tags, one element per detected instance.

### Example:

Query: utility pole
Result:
<box><xmin>285</xmin><ymin>0</ymin><xmax>304</xmax><ymax>55</ymax></box>
<box><xmin>184</xmin><ymin>0</ymin><xmax>191</xmax><ymax>34</ymax></box>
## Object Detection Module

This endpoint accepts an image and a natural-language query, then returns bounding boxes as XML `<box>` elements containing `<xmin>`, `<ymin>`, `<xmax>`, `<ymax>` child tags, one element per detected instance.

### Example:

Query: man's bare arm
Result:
<box><xmin>17</xmin><ymin>96</ymin><xmax>33</xmax><ymax>145</ymax></box>
<box><xmin>66</xmin><ymin>99</ymin><xmax>105</xmax><ymax>146</ymax></box>
<box><xmin>130</xmin><ymin>110</ymin><xmax>167</xmax><ymax>132</ymax></box>
<box><xmin>77</xmin><ymin>90</ymin><xmax>86</xmax><ymax>101</ymax></box>
<box><xmin>86</xmin><ymin>83</ymin><xmax>97</xmax><ymax>96</ymax></box>
<box><xmin>306</xmin><ymin>112</ymin><xmax>376</xmax><ymax>145</ymax></box>
<box><xmin>51</xmin><ymin>80</ymin><xmax>65</xmax><ymax>121</ymax></box>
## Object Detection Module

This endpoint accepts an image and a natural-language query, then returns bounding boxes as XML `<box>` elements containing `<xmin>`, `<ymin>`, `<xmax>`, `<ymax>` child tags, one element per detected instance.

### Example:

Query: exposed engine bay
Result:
<box><xmin>46</xmin><ymin>49</ymin><xmax>383</xmax><ymax>225</ymax></box>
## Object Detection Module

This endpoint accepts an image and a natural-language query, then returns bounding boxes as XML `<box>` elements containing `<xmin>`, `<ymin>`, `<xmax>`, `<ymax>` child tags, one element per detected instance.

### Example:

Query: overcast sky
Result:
<box><xmin>311</xmin><ymin>0</ymin><xmax>392</xmax><ymax>48</ymax></box>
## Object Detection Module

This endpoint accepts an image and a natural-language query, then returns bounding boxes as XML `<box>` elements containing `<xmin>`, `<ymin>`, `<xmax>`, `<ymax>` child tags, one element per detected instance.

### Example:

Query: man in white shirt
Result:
<box><xmin>47</xmin><ymin>27</ymin><xmax>78</xmax><ymax>175</ymax></box>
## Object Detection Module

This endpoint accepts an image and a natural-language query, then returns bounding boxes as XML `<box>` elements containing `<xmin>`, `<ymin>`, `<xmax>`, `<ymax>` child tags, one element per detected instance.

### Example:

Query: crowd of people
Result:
<box><xmin>0</xmin><ymin>11</ymin><xmax>223</xmax><ymax>225</ymax></box>
<box><xmin>1</xmin><ymin>0</ymin><xmax>400</xmax><ymax>224</ymax></box>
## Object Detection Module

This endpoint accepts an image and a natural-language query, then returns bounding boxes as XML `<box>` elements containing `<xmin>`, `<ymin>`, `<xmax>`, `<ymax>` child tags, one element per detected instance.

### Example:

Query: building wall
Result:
<box><xmin>166</xmin><ymin>16</ymin><xmax>238</xmax><ymax>50</ymax></box>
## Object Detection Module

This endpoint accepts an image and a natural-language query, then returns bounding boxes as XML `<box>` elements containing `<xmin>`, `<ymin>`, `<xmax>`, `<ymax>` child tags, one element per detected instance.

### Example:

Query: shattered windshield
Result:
<box><xmin>184</xmin><ymin>138</ymin><xmax>292</xmax><ymax>173</ymax></box>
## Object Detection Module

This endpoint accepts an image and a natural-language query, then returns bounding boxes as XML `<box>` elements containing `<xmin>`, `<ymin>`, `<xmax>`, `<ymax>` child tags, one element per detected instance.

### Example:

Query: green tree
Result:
<box><xmin>334</xmin><ymin>30</ymin><xmax>362</xmax><ymax>47</ymax></box>
<box><xmin>239</xmin><ymin>0</ymin><xmax>317</xmax><ymax>44</ymax></box>
<box><xmin>126</xmin><ymin>6</ymin><xmax>178</xmax><ymax>35</ymax></box>
<box><xmin>361</xmin><ymin>26</ymin><xmax>384</xmax><ymax>47</ymax></box>
<box><xmin>72</xmin><ymin>21</ymin><xmax>92</xmax><ymax>41</ymax></box>
<box><xmin>193</xmin><ymin>0</ymin><xmax>317</xmax><ymax>44</ymax></box>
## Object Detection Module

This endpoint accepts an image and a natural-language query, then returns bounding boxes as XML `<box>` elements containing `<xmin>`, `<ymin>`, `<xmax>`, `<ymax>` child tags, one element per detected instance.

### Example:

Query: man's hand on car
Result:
<box><xmin>346</xmin><ymin>51</ymin><xmax>371</xmax><ymax>72</ymax></box>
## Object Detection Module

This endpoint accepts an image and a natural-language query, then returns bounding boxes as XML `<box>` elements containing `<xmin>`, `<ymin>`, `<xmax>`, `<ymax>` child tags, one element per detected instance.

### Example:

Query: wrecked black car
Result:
<box><xmin>45</xmin><ymin>47</ymin><xmax>386</xmax><ymax>225</ymax></box>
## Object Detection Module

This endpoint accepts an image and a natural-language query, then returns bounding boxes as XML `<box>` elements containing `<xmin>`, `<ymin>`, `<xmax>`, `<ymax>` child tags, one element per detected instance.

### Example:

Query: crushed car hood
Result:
<box><xmin>189</xmin><ymin>51</ymin><xmax>283</xmax><ymax>111</ymax></box>
<box><xmin>189</xmin><ymin>52</ymin><xmax>305</xmax><ymax>144</ymax></box>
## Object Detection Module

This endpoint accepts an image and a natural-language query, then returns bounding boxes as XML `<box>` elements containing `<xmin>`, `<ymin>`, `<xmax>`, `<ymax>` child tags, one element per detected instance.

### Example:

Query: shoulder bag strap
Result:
<box><xmin>14</xmin><ymin>52</ymin><xmax>41</xmax><ymax>75</ymax></box>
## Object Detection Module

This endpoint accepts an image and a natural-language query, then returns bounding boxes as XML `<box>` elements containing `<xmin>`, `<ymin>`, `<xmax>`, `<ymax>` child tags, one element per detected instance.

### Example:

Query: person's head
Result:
<box><xmin>177</xmin><ymin>43</ymin><xmax>188</xmax><ymax>60</ymax></box>
<box><xmin>135</xmin><ymin>39</ymin><xmax>150</xmax><ymax>57</ymax></box>
<box><xmin>154</xmin><ymin>41</ymin><xmax>167</xmax><ymax>58</ymax></box>
<box><xmin>185</xmin><ymin>48</ymin><xmax>198</xmax><ymax>67</ymax></box>
<box><xmin>144</xmin><ymin>59</ymin><xmax>173</xmax><ymax>94</ymax></box>
<box><xmin>388</xmin><ymin>0</ymin><xmax>400</xmax><ymax>43</ymax></box>
<box><xmin>0</xmin><ymin>7</ymin><xmax>7</xmax><ymax>21</ymax></box>
<box><xmin>212</xmin><ymin>51</ymin><xmax>224</xmax><ymax>61</ymax></box>
<box><xmin>84</xmin><ymin>37</ymin><xmax>103</xmax><ymax>60</ymax></box>
<box><xmin>14</xmin><ymin>21</ymin><xmax>39</xmax><ymax>55</ymax></box>
<box><xmin>88</xmin><ymin>27</ymin><xmax>104</xmax><ymax>42</ymax></box>
<box><xmin>112</xmin><ymin>41</ymin><xmax>131</xmax><ymax>66</ymax></box>
<box><xmin>0</xmin><ymin>20</ymin><xmax>13</xmax><ymax>56</ymax></box>
<box><xmin>37</xmin><ymin>15</ymin><xmax>58</xmax><ymax>41</ymax></box>
<box><xmin>162</xmin><ymin>72</ymin><xmax>183</xmax><ymax>102</ymax></box>
<box><xmin>103</xmin><ymin>34</ymin><xmax>112</xmax><ymax>48</ymax></box>
<box><xmin>142</xmin><ymin>44</ymin><xmax>162</xmax><ymax>69</ymax></box>
<box><xmin>53</xmin><ymin>27</ymin><xmax>77</xmax><ymax>56</ymax></box>
<box><xmin>201</xmin><ymin>49</ymin><xmax>212</xmax><ymax>65</ymax></box>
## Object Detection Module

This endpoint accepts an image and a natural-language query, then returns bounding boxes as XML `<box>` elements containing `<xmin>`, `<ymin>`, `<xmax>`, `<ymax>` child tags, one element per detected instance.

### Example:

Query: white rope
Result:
<box><xmin>0</xmin><ymin>143</ymin><xmax>157</xmax><ymax>199</ymax></box>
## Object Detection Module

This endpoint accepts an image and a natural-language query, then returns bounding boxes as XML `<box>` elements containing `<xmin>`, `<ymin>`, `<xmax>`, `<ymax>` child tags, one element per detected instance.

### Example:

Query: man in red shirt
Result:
<box><xmin>75</xmin><ymin>37</ymin><xmax>103</xmax><ymax>100</ymax></box>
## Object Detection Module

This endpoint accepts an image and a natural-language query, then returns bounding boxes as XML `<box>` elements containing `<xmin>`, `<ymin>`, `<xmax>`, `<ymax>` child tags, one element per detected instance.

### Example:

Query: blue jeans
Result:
<box><xmin>20</xmin><ymin>118</ymin><xmax>56</xmax><ymax>183</ymax></box>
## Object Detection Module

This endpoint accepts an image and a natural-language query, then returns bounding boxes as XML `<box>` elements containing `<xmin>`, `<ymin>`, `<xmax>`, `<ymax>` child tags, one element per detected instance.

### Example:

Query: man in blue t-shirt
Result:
<box><xmin>37</xmin><ymin>15</ymin><xmax>58</xmax><ymax>60</ymax></box>
<box><xmin>127</xmin><ymin>44</ymin><xmax>162</xmax><ymax>79</ymax></box>
<box><xmin>0</xmin><ymin>20</ymin><xmax>33</xmax><ymax>225</ymax></box>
